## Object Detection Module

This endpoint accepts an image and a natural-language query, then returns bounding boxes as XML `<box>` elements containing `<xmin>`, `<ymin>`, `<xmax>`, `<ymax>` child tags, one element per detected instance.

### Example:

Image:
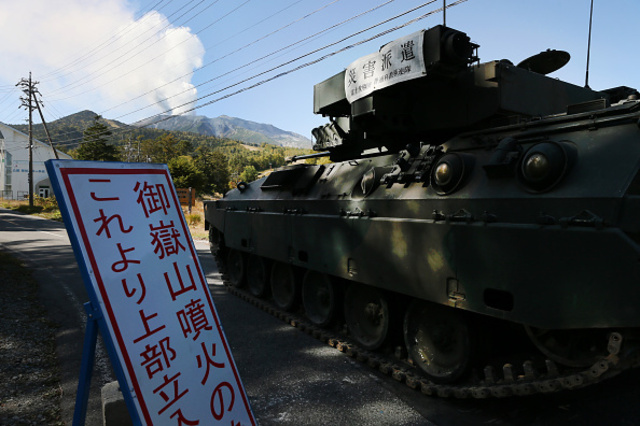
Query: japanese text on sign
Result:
<box><xmin>344</xmin><ymin>30</ymin><xmax>426</xmax><ymax>103</ymax></box>
<box><xmin>47</xmin><ymin>161</ymin><xmax>255</xmax><ymax>426</ymax></box>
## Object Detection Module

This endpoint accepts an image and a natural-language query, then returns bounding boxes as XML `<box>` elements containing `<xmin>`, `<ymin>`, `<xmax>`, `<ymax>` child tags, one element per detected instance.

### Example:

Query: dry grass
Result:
<box><xmin>181</xmin><ymin>200</ymin><xmax>208</xmax><ymax>241</ymax></box>
<box><xmin>1</xmin><ymin>198</ymin><xmax>62</xmax><ymax>221</ymax></box>
<box><xmin>240</xmin><ymin>143</ymin><xmax>262</xmax><ymax>152</ymax></box>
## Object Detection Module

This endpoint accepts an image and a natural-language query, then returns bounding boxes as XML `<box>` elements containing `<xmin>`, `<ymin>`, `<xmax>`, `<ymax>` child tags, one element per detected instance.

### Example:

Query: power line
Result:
<box><xmin>33</xmin><ymin>0</ymin><xmax>365</xmax><ymax>140</ymax></box>
<box><xmin>39</xmin><ymin>0</ymin><xmax>179</xmax><ymax>82</ymax></box>
<box><xmin>98</xmin><ymin>0</ymin><xmax>350</xmax><ymax>115</ymax></box>
<box><xmin>50</xmin><ymin>0</ymin><xmax>245</xmax><ymax>103</ymax></box>
<box><xmin>176</xmin><ymin>0</ymin><xmax>468</xmax><ymax>116</ymax></box>
<box><xmin>115</xmin><ymin>0</ymin><xmax>434</xmax><ymax>121</ymax></box>
<box><xmin>46</xmin><ymin>0</ymin><xmax>213</xmax><ymax>96</ymax></box>
<box><xmin>39</xmin><ymin>0</ymin><xmax>407</xmax><ymax>143</ymax></box>
<box><xmin>52</xmin><ymin>0</ymin><xmax>469</xmax><ymax>147</ymax></box>
<box><xmin>42</xmin><ymin>0</ymin><xmax>212</xmax><ymax>92</ymax></box>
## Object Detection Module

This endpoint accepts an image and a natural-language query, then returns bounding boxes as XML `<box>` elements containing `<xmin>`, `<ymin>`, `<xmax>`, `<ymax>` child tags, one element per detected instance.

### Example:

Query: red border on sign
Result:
<box><xmin>60</xmin><ymin>167</ymin><xmax>253</xmax><ymax>425</ymax></box>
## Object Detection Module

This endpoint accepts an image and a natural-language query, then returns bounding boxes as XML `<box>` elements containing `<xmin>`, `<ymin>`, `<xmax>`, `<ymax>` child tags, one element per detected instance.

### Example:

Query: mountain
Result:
<box><xmin>9</xmin><ymin>110</ymin><xmax>312</xmax><ymax>151</ymax></box>
<box><xmin>135</xmin><ymin>114</ymin><xmax>312</xmax><ymax>149</ymax></box>
<box><xmin>8</xmin><ymin>110</ymin><xmax>132</xmax><ymax>149</ymax></box>
<box><xmin>61</xmin><ymin>110</ymin><xmax>129</xmax><ymax>129</ymax></box>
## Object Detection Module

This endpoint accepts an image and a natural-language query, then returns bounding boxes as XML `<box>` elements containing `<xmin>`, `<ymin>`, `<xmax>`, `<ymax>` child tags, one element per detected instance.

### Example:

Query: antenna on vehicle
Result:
<box><xmin>443</xmin><ymin>0</ymin><xmax>446</xmax><ymax>26</ymax></box>
<box><xmin>585</xmin><ymin>0</ymin><xmax>594</xmax><ymax>89</ymax></box>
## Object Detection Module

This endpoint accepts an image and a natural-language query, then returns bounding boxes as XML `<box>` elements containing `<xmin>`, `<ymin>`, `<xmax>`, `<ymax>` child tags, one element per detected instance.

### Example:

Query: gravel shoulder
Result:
<box><xmin>0</xmin><ymin>250</ymin><xmax>63</xmax><ymax>425</ymax></box>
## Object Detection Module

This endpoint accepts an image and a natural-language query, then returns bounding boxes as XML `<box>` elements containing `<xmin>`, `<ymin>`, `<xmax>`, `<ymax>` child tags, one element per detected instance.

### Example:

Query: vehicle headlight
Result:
<box><xmin>431</xmin><ymin>153</ymin><xmax>474</xmax><ymax>195</ymax></box>
<box><xmin>518</xmin><ymin>141</ymin><xmax>576</xmax><ymax>192</ymax></box>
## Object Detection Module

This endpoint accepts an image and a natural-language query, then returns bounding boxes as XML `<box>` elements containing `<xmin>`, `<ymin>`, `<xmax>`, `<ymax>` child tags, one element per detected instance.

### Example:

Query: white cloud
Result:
<box><xmin>0</xmin><ymin>0</ymin><xmax>205</xmax><ymax>121</ymax></box>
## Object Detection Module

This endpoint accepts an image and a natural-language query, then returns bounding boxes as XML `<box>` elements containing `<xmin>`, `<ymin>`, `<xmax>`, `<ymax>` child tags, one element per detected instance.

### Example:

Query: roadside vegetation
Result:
<box><xmin>1</xmin><ymin>197</ymin><xmax>209</xmax><ymax>241</ymax></box>
<box><xmin>1</xmin><ymin>197</ymin><xmax>62</xmax><ymax>221</ymax></box>
<box><xmin>4</xmin><ymin>113</ymin><xmax>327</xmax><ymax>240</ymax></box>
<box><xmin>21</xmin><ymin>113</ymin><xmax>319</xmax><ymax>196</ymax></box>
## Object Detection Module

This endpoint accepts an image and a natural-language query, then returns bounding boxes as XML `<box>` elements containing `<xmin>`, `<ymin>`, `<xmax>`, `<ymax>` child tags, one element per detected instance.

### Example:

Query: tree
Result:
<box><xmin>193</xmin><ymin>145</ymin><xmax>230</xmax><ymax>195</ymax></box>
<box><xmin>75</xmin><ymin>115</ymin><xmax>119</xmax><ymax>161</ymax></box>
<box><xmin>141</xmin><ymin>133</ymin><xmax>192</xmax><ymax>164</ymax></box>
<box><xmin>239</xmin><ymin>165</ymin><xmax>259</xmax><ymax>183</ymax></box>
<box><xmin>168</xmin><ymin>156</ymin><xmax>205</xmax><ymax>192</ymax></box>
<box><xmin>227</xmin><ymin>151</ymin><xmax>250</xmax><ymax>176</ymax></box>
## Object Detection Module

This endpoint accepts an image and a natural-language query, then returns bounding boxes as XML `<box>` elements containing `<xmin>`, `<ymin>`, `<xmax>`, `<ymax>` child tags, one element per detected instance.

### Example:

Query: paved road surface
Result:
<box><xmin>2</xmin><ymin>207</ymin><xmax>640</xmax><ymax>425</ymax></box>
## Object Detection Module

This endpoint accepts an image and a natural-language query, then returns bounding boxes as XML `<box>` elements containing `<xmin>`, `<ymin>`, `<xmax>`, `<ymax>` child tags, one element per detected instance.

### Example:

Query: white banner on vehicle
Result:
<box><xmin>344</xmin><ymin>30</ymin><xmax>426</xmax><ymax>103</ymax></box>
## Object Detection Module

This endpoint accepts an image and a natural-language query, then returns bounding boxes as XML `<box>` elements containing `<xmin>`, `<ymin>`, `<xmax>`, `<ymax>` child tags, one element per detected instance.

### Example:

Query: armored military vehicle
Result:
<box><xmin>204</xmin><ymin>25</ymin><xmax>640</xmax><ymax>396</ymax></box>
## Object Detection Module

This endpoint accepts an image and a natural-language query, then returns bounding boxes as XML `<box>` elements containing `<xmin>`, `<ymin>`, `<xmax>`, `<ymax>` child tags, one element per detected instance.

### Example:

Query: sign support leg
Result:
<box><xmin>72</xmin><ymin>302</ymin><xmax>100</xmax><ymax>426</ymax></box>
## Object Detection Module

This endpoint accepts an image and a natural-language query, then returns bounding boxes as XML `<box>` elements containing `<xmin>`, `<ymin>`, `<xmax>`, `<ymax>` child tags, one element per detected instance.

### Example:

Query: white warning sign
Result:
<box><xmin>47</xmin><ymin>160</ymin><xmax>255</xmax><ymax>425</ymax></box>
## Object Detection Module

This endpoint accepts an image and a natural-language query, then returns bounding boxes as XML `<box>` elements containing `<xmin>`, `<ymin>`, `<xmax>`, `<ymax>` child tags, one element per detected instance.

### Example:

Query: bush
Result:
<box><xmin>186</xmin><ymin>213</ymin><xmax>201</xmax><ymax>227</ymax></box>
<box><xmin>34</xmin><ymin>196</ymin><xmax>58</xmax><ymax>211</ymax></box>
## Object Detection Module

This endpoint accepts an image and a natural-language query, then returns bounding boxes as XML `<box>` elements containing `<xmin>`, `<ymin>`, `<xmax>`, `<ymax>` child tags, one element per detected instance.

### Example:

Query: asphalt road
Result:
<box><xmin>2</xmin><ymin>206</ymin><xmax>640</xmax><ymax>425</ymax></box>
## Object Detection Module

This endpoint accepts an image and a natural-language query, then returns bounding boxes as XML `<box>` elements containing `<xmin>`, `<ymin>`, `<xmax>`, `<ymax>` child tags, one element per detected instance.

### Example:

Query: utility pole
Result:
<box><xmin>16</xmin><ymin>72</ymin><xmax>38</xmax><ymax>207</ymax></box>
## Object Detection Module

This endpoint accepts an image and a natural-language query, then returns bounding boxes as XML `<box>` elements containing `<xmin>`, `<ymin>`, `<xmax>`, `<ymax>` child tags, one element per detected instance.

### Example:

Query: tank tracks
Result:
<box><xmin>214</xmin><ymin>255</ymin><xmax>639</xmax><ymax>398</ymax></box>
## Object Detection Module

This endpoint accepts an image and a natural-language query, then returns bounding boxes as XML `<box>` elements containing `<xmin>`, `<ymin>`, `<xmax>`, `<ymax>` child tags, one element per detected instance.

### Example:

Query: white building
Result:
<box><xmin>0</xmin><ymin>122</ymin><xmax>71</xmax><ymax>199</ymax></box>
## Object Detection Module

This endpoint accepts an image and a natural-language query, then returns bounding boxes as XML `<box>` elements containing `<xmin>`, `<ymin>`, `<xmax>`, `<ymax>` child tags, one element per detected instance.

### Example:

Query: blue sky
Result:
<box><xmin>0</xmin><ymin>0</ymin><xmax>637</xmax><ymax>145</ymax></box>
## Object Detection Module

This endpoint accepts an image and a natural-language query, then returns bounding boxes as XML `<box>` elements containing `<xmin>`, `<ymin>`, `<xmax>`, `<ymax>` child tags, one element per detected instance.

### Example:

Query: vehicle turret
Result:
<box><xmin>312</xmin><ymin>25</ymin><xmax>606</xmax><ymax>161</ymax></box>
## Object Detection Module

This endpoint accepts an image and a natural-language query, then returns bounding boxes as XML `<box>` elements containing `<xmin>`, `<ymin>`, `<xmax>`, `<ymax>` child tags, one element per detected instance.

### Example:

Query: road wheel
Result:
<box><xmin>246</xmin><ymin>255</ymin><xmax>270</xmax><ymax>298</ymax></box>
<box><xmin>404</xmin><ymin>300</ymin><xmax>472</xmax><ymax>384</ymax></box>
<box><xmin>208</xmin><ymin>227</ymin><xmax>222</xmax><ymax>257</ymax></box>
<box><xmin>525</xmin><ymin>326</ymin><xmax>610</xmax><ymax>368</ymax></box>
<box><xmin>302</xmin><ymin>271</ymin><xmax>338</xmax><ymax>327</ymax></box>
<box><xmin>270</xmin><ymin>262</ymin><xmax>299</xmax><ymax>311</ymax></box>
<box><xmin>344</xmin><ymin>283</ymin><xmax>390</xmax><ymax>350</ymax></box>
<box><xmin>226</xmin><ymin>249</ymin><xmax>245</xmax><ymax>287</ymax></box>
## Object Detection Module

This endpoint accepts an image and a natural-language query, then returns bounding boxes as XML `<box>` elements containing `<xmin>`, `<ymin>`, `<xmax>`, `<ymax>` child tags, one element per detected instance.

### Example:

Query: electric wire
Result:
<box><xmin>42</xmin><ymin>0</ymin><xmax>209</xmax><ymax>92</ymax></box>
<box><xmin>33</xmin><ymin>0</ymin><xmax>360</xmax><ymax>140</ymax></box>
<box><xmin>47</xmin><ymin>0</ymin><xmax>215</xmax><ymax>95</ymax></box>
<box><xmin>98</xmin><ymin>0</ymin><xmax>354</xmax><ymax>115</ymax></box>
<box><xmin>14</xmin><ymin>0</ymin><xmax>313</xmax><ymax>141</ymax></box>
<box><xmin>169</xmin><ymin>0</ymin><xmax>468</xmax><ymax>118</ymax></box>
<box><xmin>115</xmin><ymin>0</ymin><xmax>434</xmax><ymax>121</ymax></box>
<box><xmin>35</xmin><ymin>0</ymin><xmax>402</xmax><ymax>143</ymax></box>
<box><xmin>44</xmin><ymin>0</ymin><xmax>451</xmax><ymax>146</ymax></box>
<box><xmin>51</xmin><ymin>0</ymin><xmax>467</xmax><ymax>147</ymax></box>
<box><xmin>39</xmin><ymin>0</ymin><xmax>177</xmax><ymax>82</ymax></box>
<box><xmin>49</xmin><ymin>0</ymin><xmax>242</xmax><ymax>102</ymax></box>
<box><xmin>112</xmin><ymin>0</ymin><xmax>395</xmax><ymax>119</ymax></box>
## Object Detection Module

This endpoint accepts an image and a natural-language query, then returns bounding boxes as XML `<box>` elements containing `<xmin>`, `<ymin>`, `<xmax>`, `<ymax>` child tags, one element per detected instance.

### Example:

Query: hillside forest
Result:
<box><xmin>17</xmin><ymin>112</ymin><xmax>322</xmax><ymax>196</ymax></box>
